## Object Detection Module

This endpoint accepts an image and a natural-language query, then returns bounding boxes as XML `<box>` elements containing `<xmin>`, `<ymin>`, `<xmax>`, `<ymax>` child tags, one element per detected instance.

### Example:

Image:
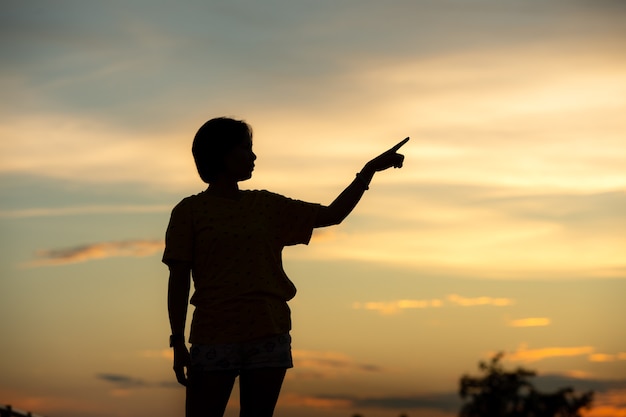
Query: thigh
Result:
<box><xmin>239</xmin><ymin>368</ymin><xmax>287</xmax><ymax>417</ymax></box>
<box><xmin>186</xmin><ymin>369</ymin><xmax>238</xmax><ymax>417</ymax></box>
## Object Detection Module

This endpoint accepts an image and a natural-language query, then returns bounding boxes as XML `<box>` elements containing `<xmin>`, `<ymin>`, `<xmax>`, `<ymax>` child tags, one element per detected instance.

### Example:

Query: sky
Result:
<box><xmin>1</xmin><ymin>0</ymin><xmax>625</xmax><ymax>416</ymax></box>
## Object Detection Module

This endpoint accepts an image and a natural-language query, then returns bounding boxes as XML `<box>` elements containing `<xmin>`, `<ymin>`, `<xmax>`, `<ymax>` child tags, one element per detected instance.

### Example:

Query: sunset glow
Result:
<box><xmin>1</xmin><ymin>1</ymin><xmax>625</xmax><ymax>417</ymax></box>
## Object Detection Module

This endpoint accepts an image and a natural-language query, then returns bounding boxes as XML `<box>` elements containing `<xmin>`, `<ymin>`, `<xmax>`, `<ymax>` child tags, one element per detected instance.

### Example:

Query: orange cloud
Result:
<box><xmin>447</xmin><ymin>294</ymin><xmax>514</xmax><ymax>307</ymax></box>
<box><xmin>508</xmin><ymin>317</ymin><xmax>551</xmax><ymax>327</ymax></box>
<box><xmin>584</xmin><ymin>406</ymin><xmax>626</xmax><ymax>417</ymax></box>
<box><xmin>583</xmin><ymin>389</ymin><xmax>626</xmax><ymax>417</ymax></box>
<box><xmin>24</xmin><ymin>239</ymin><xmax>164</xmax><ymax>267</ymax></box>
<box><xmin>352</xmin><ymin>299</ymin><xmax>443</xmax><ymax>315</ymax></box>
<box><xmin>506</xmin><ymin>344</ymin><xmax>594</xmax><ymax>363</ymax></box>
<box><xmin>354</xmin><ymin>294</ymin><xmax>515</xmax><ymax>315</ymax></box>
<box><xmin>589</xmin><ymin>352</ymin><xmax>626</xmax><ymax>363</ymax></box>
<box><xmin>279</xmin><ymin>392</ymin><xmax>352</xmax><ymax>409</ymax></box>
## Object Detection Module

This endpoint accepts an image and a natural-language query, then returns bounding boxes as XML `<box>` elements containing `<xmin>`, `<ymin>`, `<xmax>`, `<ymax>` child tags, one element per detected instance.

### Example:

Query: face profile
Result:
<box><xmin>221</xmin><ymin>136</ymin><xmax>256</xmax><ymax>182</ymax></box>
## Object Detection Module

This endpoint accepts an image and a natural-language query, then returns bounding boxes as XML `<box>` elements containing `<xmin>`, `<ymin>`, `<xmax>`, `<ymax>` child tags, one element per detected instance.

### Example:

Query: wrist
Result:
<box><xmin>358</xmin><ymin>165</ymin><xmax>375</xmax><ymax>186</ymax></box>
<box><xmin>169</xmin><ymin>334</ymin><xmax>185</xmax><ymax>348</ymax></box>
<box><xmin>360</xmin><ymin>163</ymin><xmax>375</xmax><ymax>178</ymax></box>
<box><xmin>355</xmin><ymin>172</ymin><xmax>369</xmax><ymax>190</ymax></box>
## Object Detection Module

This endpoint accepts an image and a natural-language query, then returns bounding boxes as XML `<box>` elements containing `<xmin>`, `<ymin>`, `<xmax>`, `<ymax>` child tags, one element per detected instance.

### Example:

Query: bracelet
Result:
<box><xmin>355</xmin><ymin>172</ymin><xmax>370</xmax><ymax>190</ymax></box>
<box><xmin>169</xmin><ymin>334</ymin><xmax>185</xmax><ymax>347</ymax></box>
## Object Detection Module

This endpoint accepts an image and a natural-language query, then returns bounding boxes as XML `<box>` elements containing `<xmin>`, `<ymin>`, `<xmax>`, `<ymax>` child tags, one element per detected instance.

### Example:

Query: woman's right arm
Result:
<box><xmin>167</xmin><ymin>261</ymin><xmax>192</xmax><ymax>386</ymax></box>
<box><xmin>314</xmin><ymin>137</ymin><xmax>408</xmax><ymax>227</ymax></box>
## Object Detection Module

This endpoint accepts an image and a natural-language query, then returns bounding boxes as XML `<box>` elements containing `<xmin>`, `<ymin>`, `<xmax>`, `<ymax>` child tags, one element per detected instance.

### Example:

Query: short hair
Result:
<box><xmin>192</xmin><ymin>117</ymin><xmax>252</xmax><ymax>183</ymax></box>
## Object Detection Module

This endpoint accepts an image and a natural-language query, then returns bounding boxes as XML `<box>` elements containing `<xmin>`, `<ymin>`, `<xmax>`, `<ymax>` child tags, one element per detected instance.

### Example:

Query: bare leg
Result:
<box><xmin>239</xmin><ymin>368</ymin><xmax>287</xmax><ymax>417</ymax></box>
<box><xmin>186</xmin><ymin>370</ymin><xmax>238</xmax><ymax>417</ymax></box>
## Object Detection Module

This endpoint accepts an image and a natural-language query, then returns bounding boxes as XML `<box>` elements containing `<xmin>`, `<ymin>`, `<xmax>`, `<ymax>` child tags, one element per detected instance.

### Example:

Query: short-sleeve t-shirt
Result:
<box><xmin>162</xmin><ymin>189</ymin><xmax>320</xmax><ymax>344</ymax></box>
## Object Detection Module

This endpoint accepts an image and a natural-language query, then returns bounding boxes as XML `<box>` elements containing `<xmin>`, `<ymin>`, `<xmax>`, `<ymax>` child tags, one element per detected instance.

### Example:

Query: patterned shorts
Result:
<box><xmin>189</xmin><ymin>333</ymin><xmax>293</xmax><ymax>372</ymax></box>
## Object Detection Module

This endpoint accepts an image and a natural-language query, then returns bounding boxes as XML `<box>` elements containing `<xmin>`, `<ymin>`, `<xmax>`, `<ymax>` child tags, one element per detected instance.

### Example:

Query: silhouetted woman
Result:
<box><xmin>163</xmin><ymin>117</ymin><xmax>408</xmax><ymax>417</ymax></box>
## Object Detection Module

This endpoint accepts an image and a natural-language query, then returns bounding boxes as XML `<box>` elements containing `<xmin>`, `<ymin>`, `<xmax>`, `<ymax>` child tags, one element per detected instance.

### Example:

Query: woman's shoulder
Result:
<box><xmin>170</xmin><ymin>191</ymin><xmax>208</xmax><ymax>212</ymax></box>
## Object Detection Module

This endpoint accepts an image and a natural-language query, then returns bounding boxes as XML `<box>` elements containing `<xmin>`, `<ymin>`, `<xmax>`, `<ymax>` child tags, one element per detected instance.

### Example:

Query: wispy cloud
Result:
<box><xmin>96</xmin><ymin>374</ymin><xmax>149</xmax><ymax>397</ymax></box>
<box><xmin>508</xmin><ymin>317</ymin><xmax>552</xmax><ymax>328</ymax></box>
<box><xmin>96</xmin><ymin>373</ymin><xmax>179</xmax><ymax>395</ymax></box>
<box><xmin>306</xmin><ymin>392</ymin><xmax>461</xmax><ymax>413</ymax></box>
<box><xmin>96</xmin><ymin>374</ymin><xmax>148</xmax><ymax>389</ymax></box>
<box><xmin>290</xmin><ymin>350</ymin><xmax>382</xmax><ymax>380</ymax></box>
<box><xmin>505</xmin><ymin>344</ymin><xmax>595</xmax><ymax>363</ymax></box>
<box><xmin>354</xmin><ymin>294</ymin><xmax>514</xmax><ymax>315</ymax></box>
<box><xmin>24</xmin><ymin>239</ymin><xmax>164</xmax><ymax>267</ymax></box>
<box><xmin>278</xmin><ymin>393</ymin><xmax>352</xmax><ymax>409</ymax></box>
<box><xmin>0</xmin><ymin>204</ymin><xmax>171</xmax><ymax>218</ymax></box>
<box><xmin>140</xmin><ymin>347</ymin><xmax>381</xmax><ymax>380</ymax></box>
<box><xmin>505</xmin><ymin>345</ymin><xmax>626</xmax><ymax>365</ymax></box>
<box><xmin>293</xmin><ymin>186</ymin><xmax>626</xmax><ymax>281</ymax></box>
<box><xmin>447</xmin><ymin>294</ymin><xmax>514</xmax><ymax>307</ymax></box>
<box><xmin>589</xmin><ymin>353</ymin><xmax>626</xmax><ymax>363</ymax></box>
<box><xmin>352</xmin><ymin>299</ymin><xmax>443</xmax><ymax>315</ymax></box>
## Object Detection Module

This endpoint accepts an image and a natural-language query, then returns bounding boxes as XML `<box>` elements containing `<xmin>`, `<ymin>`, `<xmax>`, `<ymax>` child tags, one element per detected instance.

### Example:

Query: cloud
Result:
<box><xmin>3</xmin><ymin>0</ymin><xmax>626</xmax><ymax>193</ymax></box>
<box><xmin>589</xmin><ymin>353</ymin><xmax>626</xmax><ymax>363</ymax></box>
<box><xmin>95</xmin><ymin>373</ymin><xmax>179</xmax><ymax>393</ymax></box>
<box><xmin>146</xmin><ymin>349</ymin><xmax>382</xmax><ymax>383</ymax></box>
<box><xmin>354</xmin><ymin>294</ymin><xmax>514</xmax><ymax>315</ymax></box>
<box><xmin>505</xmin><ymin>346</ymin><xmax>626</xmax><ymax>364</ymax></box>
<box><xmin>96</xmin><ymin>374</ymin><xmax>147</xmax><ymax>389</ymax></box>
<box><xmin>505</xmin><ymin>344</ymin><xmax>595</xmax><ymax>363</ymax></box>
<box><xmin>352</xmin><ymin>299</ymin><xmax>443</xmax><ymax>315</ymax></box>
<box><xmin>447</xmin><ymin>294</ymin><xmax>514</xmax><ymax>307</ymax></box>
<box><xmin>299</xmin><ymin>185</ymin><xmax>626</xmax><ymax>281</ymax></box>
<box><xmin>290</xmin><ymin>350</ymin><xmax>382</xmax><ymax>380</ymax></box>
<box><xmin>588</xmin><ymin>389</ymin><xmax>626</xmax><ymax>417</ymax></box>
<box><xmin>508</xmin><ymin>317</ymin><xmax>552</xmax><ymax>327</ymax></box>
<box><xmin>24</xmin><ymin>239</ymin><xmax>164</xmax><ymax>267</ymax></box>
<box><xmin>278</xmin><ymin>392</ymin><xmax>352</xmax><ymax>409</ymax></box>
<box><xmin>0</xmin><ymin>204</ymin><xmax>171</xmax><ymax>219</ymax></box>
<box><xmin>307</xmin><ymin>392</ymin><xmax>461</xmax><ymax>413</ymax></box>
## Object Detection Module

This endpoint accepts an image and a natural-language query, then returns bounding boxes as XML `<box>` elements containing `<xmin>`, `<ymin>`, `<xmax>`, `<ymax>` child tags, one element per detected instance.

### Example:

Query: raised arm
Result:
<box><xmin>167</xmin><ymin>261</ymin><xmax>192</xmax><ymax>386</ymax></box>
<box><xmin>314</xmin><ymin>137</ymin><xmax>409</xmax><ymax>227</ymax></box>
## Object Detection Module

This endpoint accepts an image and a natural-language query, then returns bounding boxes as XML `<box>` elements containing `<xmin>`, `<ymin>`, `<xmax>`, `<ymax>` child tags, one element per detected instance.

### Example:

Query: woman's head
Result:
<box><xmin>192</xmin><ymin>117</ymin><xmax>253</xmax><ymax>183</ymax></box>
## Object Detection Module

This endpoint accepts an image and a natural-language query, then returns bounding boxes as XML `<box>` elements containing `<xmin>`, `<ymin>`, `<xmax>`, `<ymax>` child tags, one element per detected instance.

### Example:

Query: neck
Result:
<box><xmin>206</xmin><ymin>180</ymin><xmax>240</xmax><ymax>200</ymax></box>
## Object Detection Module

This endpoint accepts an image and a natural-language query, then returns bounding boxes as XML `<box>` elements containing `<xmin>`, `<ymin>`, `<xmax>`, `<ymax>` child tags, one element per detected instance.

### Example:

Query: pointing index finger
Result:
<box><xmin>391</xmin><ymin>137</ymin><xmax>410</xmax><ymax>152</ymax></box>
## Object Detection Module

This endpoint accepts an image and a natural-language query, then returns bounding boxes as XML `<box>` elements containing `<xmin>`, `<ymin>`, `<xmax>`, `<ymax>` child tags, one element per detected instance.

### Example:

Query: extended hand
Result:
<box><xmin>366</xmin><ymin>137</ymin><xmax>409</xmax><ymax>172</ymax></box>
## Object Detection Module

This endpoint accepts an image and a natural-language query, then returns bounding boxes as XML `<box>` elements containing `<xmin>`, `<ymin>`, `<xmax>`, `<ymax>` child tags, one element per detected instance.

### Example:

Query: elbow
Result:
<box><xmin>314</xmin><ymin>206</ymin><xmax>345</xmax><ymax>228</ymax></box>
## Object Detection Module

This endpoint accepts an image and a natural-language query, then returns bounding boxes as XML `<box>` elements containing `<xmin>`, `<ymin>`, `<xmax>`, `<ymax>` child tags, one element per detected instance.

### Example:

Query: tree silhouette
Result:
<box><xmin>459</xmin><ymin>353</ymin><xmax>593</xmax><ymax>417</ymax></box>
